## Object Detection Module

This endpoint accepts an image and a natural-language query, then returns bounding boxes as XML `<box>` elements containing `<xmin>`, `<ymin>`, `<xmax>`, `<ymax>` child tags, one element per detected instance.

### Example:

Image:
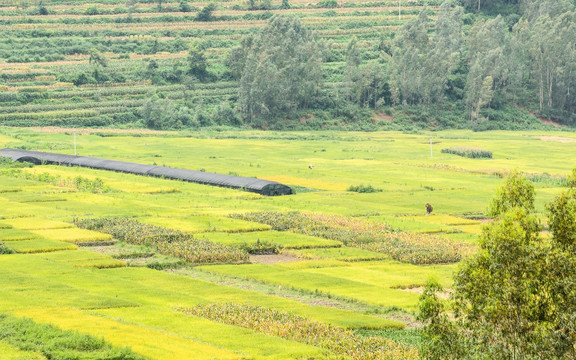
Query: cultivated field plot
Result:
<box><xmin>0</xmin><ymin>128</ymin><xmax>575</xmax><ymax>359</ymax></box>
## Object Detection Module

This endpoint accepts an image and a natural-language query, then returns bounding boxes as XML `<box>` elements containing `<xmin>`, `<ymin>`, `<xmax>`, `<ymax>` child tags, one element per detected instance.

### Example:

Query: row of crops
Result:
<box><xmin>181</xmin><ymin>303</ymin><xmax>417</xmax><ymax>359</ymax></box>
<box><xmin>74</xmin><ymin>216</ymin><xmax>250</xmax><ymax>264</ymax></box>
<box><xmin>231</xmin><ymin>212</ymin><xmax>474</xmax><ymax>264</ymax></box>
<box><xmin>0</xmin><ymin>0</ymin><xmax>439</xmax><ymax>127</ymax></box>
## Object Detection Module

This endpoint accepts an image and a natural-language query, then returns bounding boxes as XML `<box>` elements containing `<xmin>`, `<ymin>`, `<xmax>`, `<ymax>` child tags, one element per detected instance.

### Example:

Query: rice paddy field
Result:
<box><xmin>0</xmin><ymin>127</ymin><xmax>575</xmax><ymax>359</ymax></box>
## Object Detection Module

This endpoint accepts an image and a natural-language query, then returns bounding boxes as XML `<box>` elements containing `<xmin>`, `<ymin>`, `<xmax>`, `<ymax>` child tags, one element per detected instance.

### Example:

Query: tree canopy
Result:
<box><xmin>419</xmin><ymin>171</ymin><xmax>576</xmax><ymax>360</ymax></box>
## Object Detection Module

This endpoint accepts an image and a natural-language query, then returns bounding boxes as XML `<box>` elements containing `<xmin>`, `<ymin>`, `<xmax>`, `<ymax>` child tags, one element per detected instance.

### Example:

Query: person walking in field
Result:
<box><xmin>426</xmin><ymin>203</ymin><xmax>433</xmax><ymax>215</ymax></box>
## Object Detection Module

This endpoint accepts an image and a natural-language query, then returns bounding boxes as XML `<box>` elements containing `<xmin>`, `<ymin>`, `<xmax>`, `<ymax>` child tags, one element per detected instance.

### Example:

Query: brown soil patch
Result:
<box><xmin>540</xmin><ymin>119</ymin><xmax>564</xmax><ymax>127</ymax></box>
<box><xmin>250</xmin><ymin>254</ymin><xmax>302</xmax><ymax>264</ymax></box>
<box><xmin>538</xmin><ymin>136</ymin><xmax>576</xmax><ymax>143</ymax></box>
<box><xmin>398</xmin><ymin>286</ymin><xmax>452</xmax><ymax>300</ymax></box>
<box><xmin>372</xmin><ymin>111</ymin><xmax>394</xmax><ymax>122</ymax></box>
<box><xmin>23</xmin><ymin>126</ymin><xmax>174</xmax><ymax>135</ymax></box>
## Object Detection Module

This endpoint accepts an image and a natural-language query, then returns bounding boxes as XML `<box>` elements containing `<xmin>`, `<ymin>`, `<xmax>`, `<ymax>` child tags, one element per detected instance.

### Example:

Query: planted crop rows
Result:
<box><xmin>232</xmin><ymin>212</ymin><xmax>473</xmax><ymax>264</ymax></box>
<box><xmin>180</xmin><ymin>303</ymin><xmax>418</xmax><ymax>360</ymax></box>
<box><xmin>75</xmin><ymin>217</ymin><xmax>249</xmax><ymax>264</ymax></box>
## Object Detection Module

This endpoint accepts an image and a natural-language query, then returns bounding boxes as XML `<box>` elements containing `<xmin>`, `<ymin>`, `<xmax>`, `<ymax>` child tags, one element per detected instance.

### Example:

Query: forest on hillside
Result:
<box><xmin>0</xmin><ymin>0</ymin><xmax>575</xmax><ymax>131</ymax></box>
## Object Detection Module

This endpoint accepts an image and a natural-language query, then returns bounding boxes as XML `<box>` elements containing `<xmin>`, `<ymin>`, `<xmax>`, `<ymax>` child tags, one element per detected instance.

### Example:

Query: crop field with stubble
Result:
<box><xmin>0</xmin><ymin>127</ymin><xmax>575</xmax><ymax>359</ymax></box>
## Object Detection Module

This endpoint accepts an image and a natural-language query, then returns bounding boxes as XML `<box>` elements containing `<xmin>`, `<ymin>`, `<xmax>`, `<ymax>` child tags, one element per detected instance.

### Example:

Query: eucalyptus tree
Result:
<box><xmin>234</xmin><ymin>15</ymin><xmax>325</xmax><ymax>124</ymax></box>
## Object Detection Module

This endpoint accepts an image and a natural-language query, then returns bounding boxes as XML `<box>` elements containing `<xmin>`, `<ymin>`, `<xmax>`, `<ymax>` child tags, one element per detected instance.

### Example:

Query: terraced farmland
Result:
<box><xmin>0</xmin><ymin>128</ymin><xmax>575</xmax><ymax>358</ymax></box>
<box><xmin>0</xmin><ymin>0</ymin><xmax>440</xmax><ymax>128</ymax></box>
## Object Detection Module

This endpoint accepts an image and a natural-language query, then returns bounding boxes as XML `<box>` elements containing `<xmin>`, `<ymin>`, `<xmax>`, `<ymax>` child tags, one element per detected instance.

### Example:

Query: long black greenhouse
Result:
<box><xmin>0</xmin><ymin>148</ymin><xmax>293</xmax><ymax>196</ymax></box>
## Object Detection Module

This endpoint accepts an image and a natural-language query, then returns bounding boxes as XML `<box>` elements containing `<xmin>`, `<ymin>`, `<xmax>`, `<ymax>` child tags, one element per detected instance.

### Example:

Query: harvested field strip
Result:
<box><xmin>180</xmin><ymin>303</ymin><xmax>417</xmax><ymax>360</ymax></box>
<box><xmin>8</xmin><ymin>239</ymin><xmax>77</xmax><ymax>254</ymax></box>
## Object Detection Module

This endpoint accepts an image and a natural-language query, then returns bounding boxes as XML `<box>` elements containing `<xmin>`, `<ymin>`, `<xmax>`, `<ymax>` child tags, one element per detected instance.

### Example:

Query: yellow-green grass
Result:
<box><xmin>30</xmin><ymin>250</ymin><xmax>126</xmax><ymax>268</ymax></box>
<box><xmin>405</xmin><ymin>214</ymin><xmax>481</xmax><ymax>226</ymax></box>
<box><xmin>196</xmin><ymin>230</ymin><xmax>342</xmax><ymax>249</ymax></box>
<box><xmin>140</xmin><ymin>215</ymin><xmax>271</xmax><ymax>233</ymax></box>
<box><xmin>0</xmin><ymin>254</ymin><xmax>397</xmax><ymax>329</ymax></box>
<box><xmin>1</xmin><ymin>217</ymin><xmax>74</xmax><ymax>230</ymax></box>
<box><xmin>30</xmin><ymin>228</ymin><xmax>113</xmax><ymax>244</ymax></box>
<box><xmin>198</xmin><ymin>261</ymin><xmax>455</xmax><ymax>310</ymax></box>
<box><xmin>284</xmin><ymin>247</ymin><xmax>388</xmax><ymax>261</ymax></box>
<box><xmin>366</xmin><ymin>215</ymin><xmax>452</xmax><ymax>233</ymax></box>
<box><xmin>0</xmin><ymin>340</ymin><xmax>46</xmax><ymax>360</ymax></box>
<box><xmin>11</xmin><ymin>307</ymin><xmax>244</xmax><ymax>360</ymax></box>
<box><xmin>96</xmin><ymin>306</ymin><xmax>339</xmax><ymax>360</ymax></box>
<box><xmin>453</xmin><ymin>224</ymin><xmax>485</xmax><ymax>234</ymax></box>
<box><xmin>8</xmin><ymin>239</ymin><xmax>77</xmax><ymax>253</ymax></box>
<box><xmin>442</xmin><ymin>232</ymin><xmax>480</xmax><ymax>244</ymax></box>
<box><xmin>0</xmin><ymin>228</ymin><xmax>40</xmax><ymax>241</ymax></box>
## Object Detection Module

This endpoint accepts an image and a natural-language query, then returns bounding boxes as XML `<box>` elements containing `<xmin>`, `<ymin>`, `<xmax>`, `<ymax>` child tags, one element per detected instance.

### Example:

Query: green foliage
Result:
<box><xmin>347</xmin><ymin>184</ymin><xmax>382</xmax><ymax>193</ymax></box>
<box><xmin>0</xmin><ymin>243</ymin><xmax>15</xmax><ymax>254</ymax></box>
<box><xmin>74</xmin><ymin>217</ymin><xmax>249</xmax><ymax>264</ymax></box>
<box><xmin>487</xmin><ymin>170</ymin><xmax>535</xmax><ymax>217</ymax></box>
<box><xmin>236</xmin><ymin>15</ymin><xmax>325</xmax><ymax>124</ymax></box>
<box><xmin>441</xmin><ymin>147</ymin><xmax>492</xmax><ymax>159</ymax></box>
<box><xmin>194</xmin><ymin>2</ymin><xmax>216</xmax><ymax>21</ymax></box>
<box><xmin>0</xmin><ymin>157</ymin><xmax>33</xmax><ymax>168</ymax></box>
<box><xmin>180</xmin><ymin>303</ymin><xmax>417</xmax><ymax>359</ymax></box>
<box><xmin>0</xmin><ymin>313</ymin><xmax>145</xmax><ymax>360</ymax></box>
<box><xmin>0</xmin><ymin>169</ymin><xmax>111</xmax><ymax>193</ymax></box>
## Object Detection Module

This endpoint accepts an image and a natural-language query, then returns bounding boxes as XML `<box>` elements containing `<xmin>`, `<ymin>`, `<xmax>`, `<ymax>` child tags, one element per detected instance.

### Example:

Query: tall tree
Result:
<box><xmin>465</xmin><ymin>16</ymin><xmax>510</xmax><ymax>121</ymax></box>
<box><xmin>389</xmin><ymin>3</ymin><xmax>464</xmax><ymax>106</ymax></box>
<box><xmin>235</xmin><ymin>15</ymin><xmax>325</xmax><ymax>124</ymax></box>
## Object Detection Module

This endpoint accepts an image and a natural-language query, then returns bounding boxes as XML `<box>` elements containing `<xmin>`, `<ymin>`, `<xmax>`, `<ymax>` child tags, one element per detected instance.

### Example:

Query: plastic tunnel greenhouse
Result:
<box><xmin>0</xmin><ymin>148</ymin><xmax>293</xmax><ymax>196</ymax></box>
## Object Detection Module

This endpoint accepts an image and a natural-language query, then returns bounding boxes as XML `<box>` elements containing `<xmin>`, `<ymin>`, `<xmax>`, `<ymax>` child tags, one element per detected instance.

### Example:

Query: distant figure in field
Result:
<box><xmin>426</xmin><ymin>203</ymin><xmax>433</xmax><ymax>216</ymax></box>
<box><xmin>308</xmin><ymin>164</ymin><xmax>313</xmax><ymax>169</ymax></box>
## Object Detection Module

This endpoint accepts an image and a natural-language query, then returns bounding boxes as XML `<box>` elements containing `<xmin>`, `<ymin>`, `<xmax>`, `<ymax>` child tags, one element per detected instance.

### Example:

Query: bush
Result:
<box><xmin>347</xmin><ymin>184</ymin><xmax>382</xmax><ymax>193</ymax></box>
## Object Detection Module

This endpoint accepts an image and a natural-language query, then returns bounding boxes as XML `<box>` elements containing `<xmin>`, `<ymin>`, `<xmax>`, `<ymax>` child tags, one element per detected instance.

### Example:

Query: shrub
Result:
<box><xmin>347</xmin><ymin>184</ymin><xmax>382</xmax><ymax>193</ymax></box>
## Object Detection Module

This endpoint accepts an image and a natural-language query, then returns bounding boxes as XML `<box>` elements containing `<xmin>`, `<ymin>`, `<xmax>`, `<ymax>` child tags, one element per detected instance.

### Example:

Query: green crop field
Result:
<box><xmin>0</xmin><ymin>127</ymin><xmax>575</xmax><ymax>358</ymax></box>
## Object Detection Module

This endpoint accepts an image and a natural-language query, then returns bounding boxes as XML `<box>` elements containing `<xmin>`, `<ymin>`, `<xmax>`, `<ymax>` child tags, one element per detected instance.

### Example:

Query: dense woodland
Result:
<box><xmin>0</xmin><ymin>0</ymin><xmax>575</xmax><ymax>130</ymax></box>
